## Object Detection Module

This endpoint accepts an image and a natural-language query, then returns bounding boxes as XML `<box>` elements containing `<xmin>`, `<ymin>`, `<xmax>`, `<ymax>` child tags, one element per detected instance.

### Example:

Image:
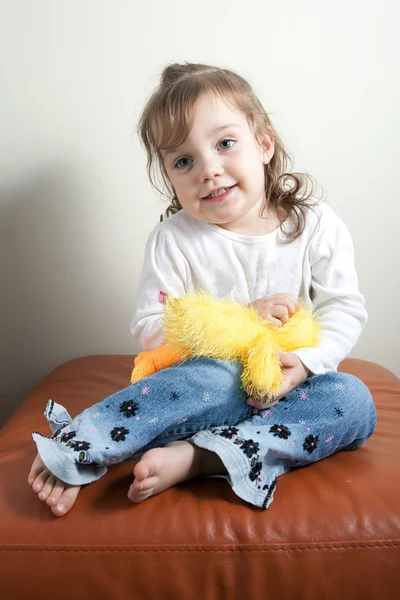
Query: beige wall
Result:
<box><xmin>1</xmin><ymin>0</ymin><xmax>399</xmax><ymax>424</ymax></box>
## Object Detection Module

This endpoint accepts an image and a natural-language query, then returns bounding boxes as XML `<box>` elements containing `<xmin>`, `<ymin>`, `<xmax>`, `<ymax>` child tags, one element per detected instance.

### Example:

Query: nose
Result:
<box><xmin>198</xmin><ymin>155</ymin><xmax>224</xmax><ymax>182</ymax></box>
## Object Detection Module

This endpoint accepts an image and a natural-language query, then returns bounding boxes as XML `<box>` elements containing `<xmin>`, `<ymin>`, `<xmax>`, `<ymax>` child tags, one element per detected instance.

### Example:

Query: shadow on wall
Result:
<box><xmin>0</xmin><ymin>164</ymin><xmax>131</xmax><ymax>425</ymax></box>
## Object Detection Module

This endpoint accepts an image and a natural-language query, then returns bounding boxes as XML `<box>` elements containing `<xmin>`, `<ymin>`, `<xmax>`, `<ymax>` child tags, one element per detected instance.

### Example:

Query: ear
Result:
<box><xmin>261</xmin><ymin>135</ymin><xmax>275</xmax><ymax>165</ymax></box>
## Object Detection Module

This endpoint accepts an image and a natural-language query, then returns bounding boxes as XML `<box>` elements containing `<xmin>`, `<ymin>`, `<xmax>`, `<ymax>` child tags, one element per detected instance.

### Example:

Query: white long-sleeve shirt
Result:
<box><xmin>131</xmin><ymin>202</ymin><xmax>367</xmax><ymax>375</ymax></box>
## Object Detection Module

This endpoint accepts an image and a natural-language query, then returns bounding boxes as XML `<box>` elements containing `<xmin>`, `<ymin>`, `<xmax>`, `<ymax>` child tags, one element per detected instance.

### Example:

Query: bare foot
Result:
<box><xmin>128</xmin><ymin>440</ymin><xmax>226</xmax><ymax>503</ymax></box>
<box><xmin>28</xmin><ymin>454</ymin><xmax>81</xmax><ymax>517</ymax></box>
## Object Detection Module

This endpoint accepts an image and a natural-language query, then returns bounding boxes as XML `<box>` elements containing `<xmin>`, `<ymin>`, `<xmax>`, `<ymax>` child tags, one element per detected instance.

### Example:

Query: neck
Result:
<box><xmin>217</xmin><ymin>207</ymin><xmax>283</xmax><ymax>236</ymax></box>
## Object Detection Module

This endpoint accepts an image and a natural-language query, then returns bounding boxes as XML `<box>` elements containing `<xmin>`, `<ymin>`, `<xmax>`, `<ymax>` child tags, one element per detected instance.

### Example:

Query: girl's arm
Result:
<box><xmin>292</xmin><ymin>207</ymin><xmax>367</xmax><ymax>374</ymax></box>
<box><xmin>131</xmin><ymin>225</ymin><xmax>189</xmax><ymax>351</ymax></box>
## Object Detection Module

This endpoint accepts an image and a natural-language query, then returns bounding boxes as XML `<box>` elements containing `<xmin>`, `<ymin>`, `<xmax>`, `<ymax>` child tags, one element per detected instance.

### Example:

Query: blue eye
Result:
<box><xmin>174</xmin><ymin>157</ymin><xmax>193</xmax><ymax>169</ymax></box>
<box><xmin>218</xmin><ymin>138</ymin><xmax>235</xmax><ymax>150</ymax></box>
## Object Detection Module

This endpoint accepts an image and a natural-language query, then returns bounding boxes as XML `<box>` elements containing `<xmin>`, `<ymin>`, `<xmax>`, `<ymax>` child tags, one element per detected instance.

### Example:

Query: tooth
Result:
<box><xmin>209</xmin><ymin>187</ymin><xmax>227</xmax><ymax>198</ymax></box>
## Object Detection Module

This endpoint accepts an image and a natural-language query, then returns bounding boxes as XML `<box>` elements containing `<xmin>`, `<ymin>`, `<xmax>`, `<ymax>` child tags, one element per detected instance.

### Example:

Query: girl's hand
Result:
<box><xmin>249</xmin><ymin>294</ymin><xmax>299</xmax><ymax>327</ymax></box>
<box><xmin>247</xmin><ymin>353</ymin><xmax>311</xmax><ymax>414</ymax></box>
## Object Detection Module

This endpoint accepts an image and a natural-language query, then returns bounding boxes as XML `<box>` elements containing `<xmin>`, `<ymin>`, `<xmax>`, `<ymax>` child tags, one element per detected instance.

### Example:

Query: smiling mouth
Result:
<box><xmin>203</xmin><ymin>185</ymin><xmax>236</xmax><ymax>200</ymax></box>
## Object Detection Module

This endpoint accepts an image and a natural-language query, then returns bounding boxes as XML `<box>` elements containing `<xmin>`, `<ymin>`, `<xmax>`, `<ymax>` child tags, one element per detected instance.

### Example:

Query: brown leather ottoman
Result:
<box><xmin>0</xmin><ymin>356</ymin><xmax>399</xmax><ymax>600</ymax></box>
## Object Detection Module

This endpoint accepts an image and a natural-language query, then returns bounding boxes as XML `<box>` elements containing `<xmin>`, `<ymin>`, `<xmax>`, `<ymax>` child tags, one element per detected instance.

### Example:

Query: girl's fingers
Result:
<box><xmin>275</xmin><ymin>299</ymin><xmax>298</xmax><ymax>316</ymax></box>
<box><xmin>247</xmin><ymin>396</ymin><xmax>280</xmax><ymax>410</ymax></box>
<box><xmin>271</xmin><ymin>305</ymin><xmax>289</xmax><ymax>322</ymax></box>
<box><xmin>272</xmin><ymin>293</ymin><xmax>297</xmax><ymax>304</ymax></box>
<box><xmin>285</xmin><ymin>299</ymin><xmax>297</xmax><ymax>315</ymax></box>
<box><xmin>277</xmin><ymin>352</ymin><xmax>298</xmax><ymax>367</ymax></box>
<box><xmin>267</xmin><ymin>317</ymin><xmax>282</xmax><ymax>327</ymax></box>
<box><xmin>252</xmin><ymin>294</ymin><xmax>300</xmax><ymax>325</ymax></box>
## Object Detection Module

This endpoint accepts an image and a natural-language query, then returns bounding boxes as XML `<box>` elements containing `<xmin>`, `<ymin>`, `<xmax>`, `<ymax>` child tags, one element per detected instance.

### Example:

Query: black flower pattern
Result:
<box><xmin>78</xmin><ymin>451</ymin><xmax>91</xmax><ymax>464</ymax></box>
<box><xmin>303</xmin><ymin>434</ymin><xmax>319</xmax><ymax>454</ymax></box>
<box><xmin>334</xmin><ymin>407</ymin><xmax>344</xmax><ymax>417</ymax></box>
<box><xmin>211</xmin><ymin>427</ymin><xmax>274</xmax><ymax>501</ymax></box>
<box><xmin>60</xmin><ymin>430</ymin><xmax>76</xmax><ymax>443</ymax></box>
<box><xmin>236</xmin><ymin>438</ymin><xmax>260</xmax><ymax>458</ymax></box>
<box><xmin>218</xmin><ymin>426</ymin><xmax>239</xmax><ymax>439</ymax></box>
<box><xmin>110</xmin><ymin>426</ymin><xmax>129</xmax><ymax>442</ymax></box>
<box><xmin>70</xmin><ymin>440</ymin><xmax>91</xmax><ymax>452</ymax></box>
<box><xmin>269</xmin><ymin>424</ymin><xmax>291</xmax><ymax>439</ymax></box>
<box><xmin>52</xmin><ymin>425</ymin><xmax>67</xmax><ymax>438</ymax></box>
<box><xmin>170</xmin><ymin>391</ymin><xmax>180</xmax><ymax>401</ymax></box>
<box><xmin>119</xmin><ymin>400</ymin><xmax>138</xmax><ymax>418</ymax></box>
<box><xmin>249</xmin><ymin>458</ymin><xmax>270</xmax><ymax>490</ymax></box>
<box><xmin>249</xmin><ymin>459</ymin><xmax>263</xmax><ymax>481</ymax></box>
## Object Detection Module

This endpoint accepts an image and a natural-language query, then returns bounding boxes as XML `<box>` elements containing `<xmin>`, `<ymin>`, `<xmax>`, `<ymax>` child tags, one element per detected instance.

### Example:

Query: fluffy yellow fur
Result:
<box><xmin>162</xmin><ymin>291</ymin><xmax>320</xmax><ymax>398</ymax></box>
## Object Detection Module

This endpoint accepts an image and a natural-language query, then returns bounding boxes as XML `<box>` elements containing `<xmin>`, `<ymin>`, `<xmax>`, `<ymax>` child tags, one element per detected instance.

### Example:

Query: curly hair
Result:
<box><xmin>138</xmin><ymin>62</ymin><xmax>324</xmax><ymax>242</ymax></box>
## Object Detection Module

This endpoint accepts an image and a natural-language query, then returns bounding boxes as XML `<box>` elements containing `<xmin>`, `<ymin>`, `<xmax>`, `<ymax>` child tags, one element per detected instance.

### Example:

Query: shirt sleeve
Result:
<box><xmin>292</xmin><ymin>209</ymin><xmax>367</xmax><ymax>374</ymax></box>
<box><xmin>131</xmin><ymin>225</ymin><xmax>189</xmax><ymax>351</ymax></box>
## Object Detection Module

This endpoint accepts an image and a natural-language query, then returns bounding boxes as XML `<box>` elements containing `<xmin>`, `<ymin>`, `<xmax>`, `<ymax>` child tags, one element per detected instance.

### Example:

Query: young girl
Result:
<box><xmin>28</xmin><ymin>62</ymin><xmax>376</xmax><ymax>516</ymax></box>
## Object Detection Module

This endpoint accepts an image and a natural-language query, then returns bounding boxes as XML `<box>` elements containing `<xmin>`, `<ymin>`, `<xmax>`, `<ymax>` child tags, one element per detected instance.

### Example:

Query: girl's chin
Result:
<box><xmin>202</xmin><ymin>204</ymin><xmax>240</xmax><ymax>220</ymax></box>
<box><xmin>204</xmin><ymin>214</ymin><xmax>237</xmax><ymax>226</ymax></box>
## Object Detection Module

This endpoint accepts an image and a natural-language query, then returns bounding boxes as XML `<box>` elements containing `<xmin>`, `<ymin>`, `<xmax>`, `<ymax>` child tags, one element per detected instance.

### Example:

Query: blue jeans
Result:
<box><xmin>32</xmin><ymin>358</ymin><xmax>253</xmax><ymax>485</ymax></box>
<box><xmin>32</xmin><ymin>359</ymin><xmax>376</xmax><ymax>509</ymax></box>
<box><xmin>190</xmin><ymin>371</ymin><xmax>377</xmax><ymax>508</ymax></box>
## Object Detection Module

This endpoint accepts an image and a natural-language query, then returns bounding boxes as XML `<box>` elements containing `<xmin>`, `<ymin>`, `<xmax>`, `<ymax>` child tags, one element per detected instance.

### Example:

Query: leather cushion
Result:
<box><xmin>0</xmin><ymin>356</ymin><xmax>399</xmax><ymax>599</ymax></box>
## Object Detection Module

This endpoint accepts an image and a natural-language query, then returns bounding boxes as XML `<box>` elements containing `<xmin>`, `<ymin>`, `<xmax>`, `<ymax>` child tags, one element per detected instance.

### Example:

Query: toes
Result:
<box><xmin>45</xmin><ymin>480</ymin><xmax>66</xmax><ymax>507</ymax></box>
<box><xmin>38</xmin><ymin>474</ymin><xmax>56</xmax><ymax>501</ymax></box>
<box><xmin>32</xmin><ymin>468</ymin><xmax>51</xmax><ymax>494</ymax></box>
<box><xmin>137</xmin><ymin>475</ymin><xmax>158</xmax><ymax>492</ymax></box>
<box><xmin>129</xmin><ymin>490</ymin><xmax>154</xmax><ymax>504</ymax></box>
<box><xmin>51</xmin><ymin>485</ymin><xmax>81</xmax><ymax>517</ymax></box>
<box><xmin>128</xmin><ymin>485</ymin><xmax>154</xmax><ymax>503</ymax></box>
<box><xmin>28</xmin><ymin>454</ymin><xmax>81</xmax><ymax>516</ymax></box>
<box><xmin>133</xmin><ymin>461</ymin><xmax>150</xmax><ymax>483</ymax></box>
<box><xmin>127</xmin><ymin>481</ymin><xmax>137</xmax><ymax>501</ymax></box>
<box><xmin>128</xmin><ymin>475</ymin><xmax>158</xmax><ymax>503</ymax></box>
<box><xmin>133</xmin><ymin>457</ymin><xmax>157</xmax><ymax>483</ymax></box>
<box><xmin>28</xmin><ymin>455</ymin><xmax>46</xmax><ymax>486</ymax></box>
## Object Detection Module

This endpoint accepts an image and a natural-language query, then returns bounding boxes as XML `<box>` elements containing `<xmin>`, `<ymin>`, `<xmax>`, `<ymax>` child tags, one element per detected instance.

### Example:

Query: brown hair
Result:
<box><xmin>138</xmin><ymin>62</ymin><xmax>323</xmax><ymax>242</ymax></box>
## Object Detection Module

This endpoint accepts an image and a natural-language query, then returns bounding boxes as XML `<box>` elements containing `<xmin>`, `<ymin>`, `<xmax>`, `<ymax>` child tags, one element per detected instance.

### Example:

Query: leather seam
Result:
<box><xmin>1</xmin><ymin>542</ymin><xmax>400</xmax><ymax>552</ymax></box>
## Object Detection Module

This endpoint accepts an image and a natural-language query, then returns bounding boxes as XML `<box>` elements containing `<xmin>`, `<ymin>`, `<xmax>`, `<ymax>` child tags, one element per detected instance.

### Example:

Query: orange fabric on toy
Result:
<box><xmin>130</xmin><ymin>345</ymin><xmax>191</xmax><ymax>384</ymax></box>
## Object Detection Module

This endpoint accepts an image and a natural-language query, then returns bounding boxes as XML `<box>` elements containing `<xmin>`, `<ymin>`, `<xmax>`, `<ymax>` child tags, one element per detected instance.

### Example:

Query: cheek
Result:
<box><xmin>174</xmin><ymin>180</ymin><xmax>192</xmax><ymax>198</ymax></box>
<box><xmin>234</xmin><ymin>148</ymin><xmax>263</xmax><ymax>174</ymax></box>
<box><xmin>173</xmin><ymin>181</ymin><xmax>196</xmax><ymax>208</ymax></box>
<box><xmin>248</xmin><ymin>156</ymin><xmax>266</xmax><ymax>184</ymax></box>
<box><xmin>236</xmin><ymin>158</ymin><xmax>265</xmax><ymax>189</ymax></box>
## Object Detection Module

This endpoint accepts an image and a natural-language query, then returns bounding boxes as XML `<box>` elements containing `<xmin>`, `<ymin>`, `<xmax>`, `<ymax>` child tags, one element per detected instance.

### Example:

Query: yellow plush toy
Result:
<box><xmin>131</xmin><ymin>291</ymin><xmax>320</xmax><ymax>399</ymax></box>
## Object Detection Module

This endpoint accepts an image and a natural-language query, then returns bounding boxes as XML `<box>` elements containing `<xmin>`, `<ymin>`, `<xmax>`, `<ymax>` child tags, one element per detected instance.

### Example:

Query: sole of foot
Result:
<box><xmin>128</xmin><ymin>440</ymin><xmax>225</xmax><ymax>503</ymax></box>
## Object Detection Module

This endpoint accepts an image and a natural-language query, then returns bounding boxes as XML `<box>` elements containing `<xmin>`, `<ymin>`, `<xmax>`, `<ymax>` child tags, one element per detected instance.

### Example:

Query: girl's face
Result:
<box><xmin>161</xmin><ymin>93</ymin><xmax>274</xmax><ymax>235</ymax></box>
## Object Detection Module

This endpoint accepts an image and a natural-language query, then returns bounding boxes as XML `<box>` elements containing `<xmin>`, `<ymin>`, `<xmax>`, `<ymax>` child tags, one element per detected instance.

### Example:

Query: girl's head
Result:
<box><xmin>139</xmin><ymin>62</ymin><xmax>320</xmax><ymax>241</ymax></box>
